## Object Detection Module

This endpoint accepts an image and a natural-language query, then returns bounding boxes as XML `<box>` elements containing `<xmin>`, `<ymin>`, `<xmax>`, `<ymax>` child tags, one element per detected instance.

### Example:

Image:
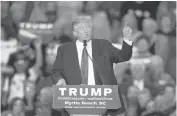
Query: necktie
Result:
<box><xmin>81</xmin><ymin>44</ymin><xmax>88</xmax><ymax>84</ymax></box>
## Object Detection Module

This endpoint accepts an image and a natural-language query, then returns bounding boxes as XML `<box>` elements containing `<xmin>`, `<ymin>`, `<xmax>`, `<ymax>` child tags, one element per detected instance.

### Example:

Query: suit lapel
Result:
<box><xmin>69</xmin><ymin>40</ymin><xmax>102</xmax><ymax>85</ymax></box>
<box><xmin>70</xmin><ymin>41</ymin><xmax>82</xmax><ymax>84</ymax></box>
<box><xmin>92</xmin><ymin>40</ymin><xmax>103</xmax><ymax>85</ymax></box>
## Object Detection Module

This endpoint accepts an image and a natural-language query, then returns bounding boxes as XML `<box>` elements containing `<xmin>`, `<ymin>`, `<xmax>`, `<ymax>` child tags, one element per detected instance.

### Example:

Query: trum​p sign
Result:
<box><xmin>53</xmin><ymin>85</ymin><xmax>121</xmax><ymax>112</ymax></box>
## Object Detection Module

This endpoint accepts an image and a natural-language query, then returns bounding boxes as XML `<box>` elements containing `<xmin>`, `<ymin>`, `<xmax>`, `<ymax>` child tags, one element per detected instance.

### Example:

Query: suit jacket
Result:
<box><xmin>52</xmin><ymin>39</ymin><xmax>133</xmax><ymax>116</ymax></box>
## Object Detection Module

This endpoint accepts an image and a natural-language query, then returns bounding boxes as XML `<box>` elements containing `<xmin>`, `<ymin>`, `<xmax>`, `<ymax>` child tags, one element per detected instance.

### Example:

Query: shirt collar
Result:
<box><xmin>76</xmin><ymin>40</ymin><xmax>92</xmax><ymax>47</ymax></box>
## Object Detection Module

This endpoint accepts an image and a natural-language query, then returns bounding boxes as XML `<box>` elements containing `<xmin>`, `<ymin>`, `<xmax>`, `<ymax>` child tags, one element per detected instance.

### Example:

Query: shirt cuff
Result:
<box><xmin>123</xmin><ymin>39</ymin><xmax>133</xmax><ymax>46</ymax></box>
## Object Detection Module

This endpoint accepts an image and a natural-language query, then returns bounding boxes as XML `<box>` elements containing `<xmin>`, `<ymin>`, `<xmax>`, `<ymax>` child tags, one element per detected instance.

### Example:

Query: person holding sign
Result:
<box><xmin>52</xmin><ymin>15</ymin><xmax>133</xmax><ymax>116</ymax></box>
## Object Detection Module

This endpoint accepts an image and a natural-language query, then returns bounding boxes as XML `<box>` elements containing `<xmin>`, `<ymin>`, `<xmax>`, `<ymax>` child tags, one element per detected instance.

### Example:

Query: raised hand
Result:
<box><xmin>123</xmin><ymin>22</ymin><xmax>133</xmax><ymax>41</ymax></box>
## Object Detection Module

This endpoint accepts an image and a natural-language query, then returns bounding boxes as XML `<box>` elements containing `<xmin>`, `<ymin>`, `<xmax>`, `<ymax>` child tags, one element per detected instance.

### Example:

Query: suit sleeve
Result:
<box><xmin>110</xmin><ymin>40</ymin><xmax>133</xmax><ymax>63</ymax></box>
<box><xmin>51</xmin><ymin>46</ymin><xmax>64</xmax><ymax>84</ymax></box>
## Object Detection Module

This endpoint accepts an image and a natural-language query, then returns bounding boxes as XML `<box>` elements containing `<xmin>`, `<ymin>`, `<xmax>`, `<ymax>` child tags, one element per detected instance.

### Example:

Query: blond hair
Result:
<box><xmin>72</xmin><ymin>15</ymin><xmax>92</xmax><ymax>28</ymax></box>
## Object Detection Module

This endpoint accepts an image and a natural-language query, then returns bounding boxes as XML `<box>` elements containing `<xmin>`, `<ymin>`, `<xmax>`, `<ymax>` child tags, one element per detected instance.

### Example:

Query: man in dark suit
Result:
<box><xmin>52</xmin><ymin>15</ymin><xmax>133</xmax><ymax>116</ymax></box>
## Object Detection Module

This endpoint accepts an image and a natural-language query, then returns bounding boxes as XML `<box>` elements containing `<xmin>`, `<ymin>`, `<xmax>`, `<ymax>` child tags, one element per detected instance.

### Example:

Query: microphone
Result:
<box><xmin>84</xmin><ymin>46</ymin><xmax>104</xmax><ymax>85</ymax></box>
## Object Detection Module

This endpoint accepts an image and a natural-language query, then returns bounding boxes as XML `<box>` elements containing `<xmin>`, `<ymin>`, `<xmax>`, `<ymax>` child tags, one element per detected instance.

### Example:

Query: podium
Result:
<box><xmin>53</xmin><ymin>85</ymin><xmax>122</xmax><ymax>116</ymax></box>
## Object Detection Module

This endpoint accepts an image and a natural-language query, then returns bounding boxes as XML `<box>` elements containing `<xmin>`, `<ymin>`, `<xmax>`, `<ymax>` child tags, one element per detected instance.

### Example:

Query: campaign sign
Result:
<box><xmin>18</xmin><ymin>22</ymin><xmax>54</xmax><ymax>44</ymax></box>
<box><xmin>53</xmin><ymin>85</ymin><xmax>121</xmax><ymax>115</ymax></box>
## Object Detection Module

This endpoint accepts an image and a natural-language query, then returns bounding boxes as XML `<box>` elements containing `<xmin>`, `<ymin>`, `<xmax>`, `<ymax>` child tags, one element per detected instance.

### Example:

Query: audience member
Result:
<box><xmin>150</xmin><ymin>55</ymin><xmax>174</xmax><ymax>87</ymax></box>
<box><xmin>83</xmin><ymin>1</ymin><xmax>112</xmax><ymax>41</ymax></box>
<box><xmin>24</xmin><ymin>1</ymin><xmax>59</xmax><ymax>23</ymax></box>
<box><xmin>140</xmin><ymin>99</ymin><xmax>156</xmax><ymax>116</ymax></box>
<box><xmin>7</xmin><ymin>50</ymin><xmax>31</xmax><ymax>103</ymax></box>
<box><xmin>44</xmin><ymin>1</ymin><xmax>58</xmax><ymax>23</ymax></box>
<box><xmin>138</xmin><ymin>89</ymin><xmax>152</xmax><ymax>108</ymax></box>
<box><xmin>127</xmin><ymin>86</ymin><xmax>140</xmax><ymax>101</ymax></box>
<box><xmin>10</xmin><ymin>2</ymin><xmax>26</xmax><ymax>25</ymax></box>
<box><xmin>1</xmin><ymin>1</ymin><xmax>19</xmax><ymax>38</ymax></box>
<box><xmin>120</xmin><ymin>1</ymin><xmax>160</xmax><ymax>30</ymax></box>
<box><xmin>153</xmin><ymin>84</ymin><xmax>176</xmax><ymax>114</ymax></box>
<box><xmin>53</xmin><ymin>1</ymin><xmax>83</xmax><ymax>41</ymax></box>
<box><xmin>5</xmin><ymin>39</ymin><xmax>42</xmax><ymax>105</ymax></box>
<box><xmin>156</xmin><ymin>1</ymin><xmax>176</xmax><ymax>27</ymax></box>
<box><xmin>133</xmin><ymin>35</ymin><xmax>151</xmax><ymax>58</ymax></box>
<box><xmin>44</xmin><ymin>40</ymin><xmax>60</xmax><ymax>76</ymax></box>
<box><xmin>2</xmin><ymin>97</ymin><xmax>25</xmax><ymax>116</ymax></box>
<box><xmin>52</xmin><ymin>13</ymin><xmax>75</xmax><ymax>42</ymax></box>
<box><xmin>99</xmin><ymin>1</ymin><xmax>123</xmax><ymax>18</ymax></box>
<box><xmin>156</xmin><ymin>12</ymin><xmax>176</xmax><ymax>80</ymax></box>
<box><xmin>57</xmin><ymin>1</ymin><xmax>83</xmax><ymax>17</ymax></box>
<box><xmin>126</xmin><ymin>86</ymin><xmax>139</xmax><ymax>116</ymax></box>
<box><xmin>163</xmin><ymin>85</ymin><xmax>176</xmax><ymax>113</ymax></box>
<box><xmin>120</xmin><ymin>62</ymin><xmax>153</xmax><ymax>96</ymax></box>
<box><xmin>25</xmin><ymin>87</ymin><xmax>62</xmax><ymax>116</ymax></box>
<box><xmin>132</xmin><ymin>63</ymin><xmax>155</xmax><ymax>91</ymax></box>
<box><xmin>142</xmin><ymin>18</ymin><xmax>169</xmax><ymax>66</ymax></box>
<box><xmin>110</xmin><ymin>16</ymin><xmax>122</xmax><ymax>43</ymax></box>
<box><xmin>28</xmin><ymin>2</ymin><xmax>48</xmax><ymax>22</ymax></box>
<box><xmin>1</xmin><ymin>27</ymin><xmax>16</xmax><ymax>76</ymax></box>
<box><xmin>157</xmin><ymin>13</ymin><xmax>176</xmax><ymax>37</ymax></box>
<box><xmin>126</xmin><ymin>106</ymin><xmax>137</xmax><ymax>116</ymax></box>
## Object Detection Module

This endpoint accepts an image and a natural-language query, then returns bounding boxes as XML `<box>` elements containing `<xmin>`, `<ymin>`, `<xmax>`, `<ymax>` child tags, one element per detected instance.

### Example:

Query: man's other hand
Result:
<box><xmin>56</xmin><ymin>78</ymin><xmax>66</xmax><ymax>85</ymax></box>
<box><xmin>123</xmin><ymin>21</ymin><xmax>133</xmax><ymax>41</ymax></box>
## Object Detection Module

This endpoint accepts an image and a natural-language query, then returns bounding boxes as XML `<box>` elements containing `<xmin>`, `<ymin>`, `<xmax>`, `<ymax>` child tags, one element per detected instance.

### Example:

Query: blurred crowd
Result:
<box><xmin>1</xmin><ymin>1</ymin><xmax>176</xmax><ymax>116</ymax></box>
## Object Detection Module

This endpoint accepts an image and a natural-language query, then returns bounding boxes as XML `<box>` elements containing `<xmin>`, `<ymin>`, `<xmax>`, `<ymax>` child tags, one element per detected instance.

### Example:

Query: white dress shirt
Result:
<box><xmin>76</xmin><ymin>40</ymin><xmax>95</xmax><ymax>85</ymax></box>
<box><xmin>76</xmin><ymin>39</ymin><xmax>132</xmax><ymax>85</ymax></box>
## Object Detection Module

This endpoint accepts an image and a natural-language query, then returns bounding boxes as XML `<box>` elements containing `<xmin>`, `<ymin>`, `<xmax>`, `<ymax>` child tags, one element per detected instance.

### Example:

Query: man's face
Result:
<box><xmin>136</xmin><ymin>38</ymin><xmax>149</xmax><ymax>53</ymax></box>
<box><xmin>14</xmin><ymin>54</ymin><xmax>29</xmax><ymax>73</ymax></box>
<box><xmin>74</xmin><ymin>21</ymin><xmax>92</xmax><ymax>42</ymax></box>
<box><xmin>38</xmin><ymin>88</ymin><xmax>53</xmax><ymax>107</ymax></box>
<box><xmin>12</xmin><ymin>99</ymin><xmax>24</xmax><ymax>114</ymax></box>
<box><xmin>151</xmin><ymin>57</ymin><xmax>164</xmax><ymax>76</ymax></box>
<box><xmin>45</xmin><ymin>2</ymin><xmax>57</xmax><ymax>23</ymax></box>
<box><xmin>142</xmin><ymin>21</ymin><xmax>157</xmax><ymax>37</ymax></box>
<box><xmin>161</xmin><ymin>16</ymin><xmax>171</xmax><ymax>32</ymax></box>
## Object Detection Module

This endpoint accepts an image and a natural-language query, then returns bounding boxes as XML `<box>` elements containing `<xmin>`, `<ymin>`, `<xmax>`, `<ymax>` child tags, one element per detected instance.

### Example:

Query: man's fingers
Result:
<box><xmin>56</xmin><ymin>78</ymin><xmax>66</xmax><ymax>85</ymax></box>
<box><xmin>61</xmin><ymin>82</ymin><xmax>66</xmax><ymax>85</ymax></box>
